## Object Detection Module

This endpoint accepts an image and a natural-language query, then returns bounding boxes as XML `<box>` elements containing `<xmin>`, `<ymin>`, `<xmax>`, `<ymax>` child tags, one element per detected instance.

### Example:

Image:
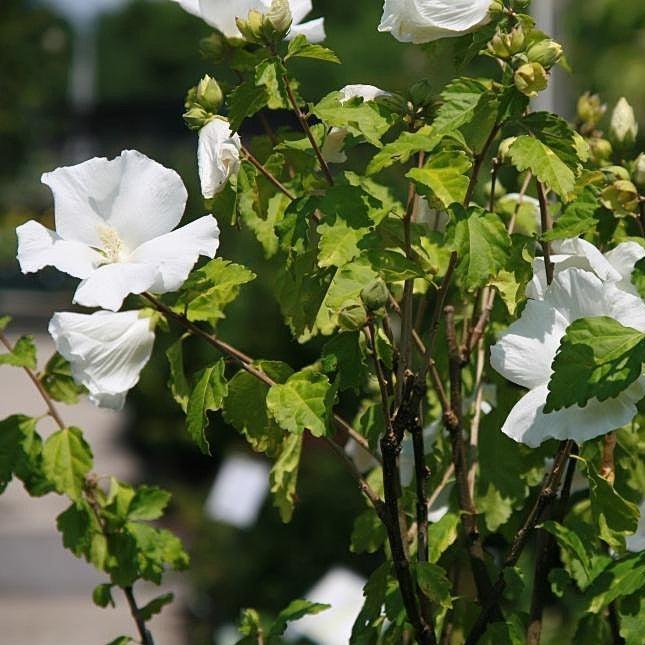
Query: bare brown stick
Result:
<box><xmin>599</xmin><ymin>431</ymin><xmax>617</xmax><ymax>485</ymax></box>
<box><xmin>0</xmin><ymin>332</ymin><xmax>66</xmax><ymax>430</ymax></box>
<box><xmin>536</xmin><ymin>180</ymin><xmax>554</xmax><ymax>285</ymax></box>
<box><xmin>242</xmin><ymin>145</ymin><xmax>296</xmax><ymax>201</ymax></box>
<box><xmin>282</xmin><ymin>73</ymin><xmax>334</xmax><ymax>186</ymax></box>
<box><xmin>124</xmin><ymin>586</ymin><xmax>154</xmax><ymax>645</ymax></box>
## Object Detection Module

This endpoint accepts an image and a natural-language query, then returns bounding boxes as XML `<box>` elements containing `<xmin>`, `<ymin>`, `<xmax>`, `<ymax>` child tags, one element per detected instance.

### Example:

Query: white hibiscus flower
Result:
<box><xmin>626</xmin><ymin>501</ymin><xmax>645</xmax><ymax>553</ymax></box>
<box><xmin>171</xmin><ymin>0</ymin><xmax>325</xmax><ymax>42</ymax></box>
<box><xmin>321</xmin><ymin>85</ymin><xmax>390</xmax><ymax>164</ymax></box>
<box><xmin>528</xmin><ymin>238</ymin><xmax>645</xmax><ymax>300</ymax></box>
<box><xmin>49</xmin><ymin>310</ymin><xmax>156</xmax><ymax>410</ymax></box>
<box><xmin>17</xmin><ymin>150</ymin><xmax>220</xmax><ymax>312</ymax></box>
<box><xmin>198</xmin><ymin>118</ymin><xmax>242</xmax><ymax>198</ymax></box>
<box><xmin>378</xmin><ymin>0</ymin><xmax>493</xmax><ymax>45</ymax></box>
<box><xmin>491</xmin><ymin>267</ymin><xmax>645</xmax><ymax>447</ymax></box>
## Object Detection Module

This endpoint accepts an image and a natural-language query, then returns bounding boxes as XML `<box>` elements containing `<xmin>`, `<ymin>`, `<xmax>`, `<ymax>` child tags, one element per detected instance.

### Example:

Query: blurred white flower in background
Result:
<box><xmin>198</xmin><ymin>118</ymin><xmax>242</xmax><ymax>198</ymax></box>
<box><xmin>491</xmin><ymin>266</ymin><xmax>645</xmax><ymax>447</ymax></box>
<box><xmin>17</xmin><ymin>150</ymin><xmax>219</xmax><ymax>312</ymax></box>
<box><xmin>171</xmin><ymin>0</ymin><xmax>325</xmax><ymax>42</ymax></box>
<box><xmin>378</xmin><ymin>0</ymin><xmax>493</xmax><ymax>45</ymax></box>
<box><xmin>49</xmin><ymin>310</ymin><xmax>156</xmax><ymax>410</ymax></box>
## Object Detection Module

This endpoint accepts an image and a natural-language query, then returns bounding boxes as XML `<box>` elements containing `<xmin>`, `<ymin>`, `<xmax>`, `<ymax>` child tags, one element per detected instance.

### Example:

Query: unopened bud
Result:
<box><xmin>408</xmin><ymin>80</ymin><xmax>434</xmax><ymax>108</ymax></box>
<box><xmin>196</xmin><ymin>75</ymin><xmax>224</xmax><ymax>113</ymax></box>
<box><xmin>338</xmin><ymin>303</ymin><xmax>368</xmax><ymax>332</ymax></box>
<box><xmin>489</xmin><ymin>0</ymin><xmax>505</xmax><ymax>16</ymax></box>
<box><xmin>360</xmin><ymin>280</ymin><xmax>389</xmax><ymax>312</ymax></box>
<box><xmin>603</xmin><ymin>165</ymin><xmax>631</xmax><ymax>182</ymax></box>
<box><xmin>489</xmin><ymin>28</ymin><xmax>525</xmax><ymax>59</ymax></box>
<box><xmin>577</xmin><ymin>92</ymin><xmax>606</xmax><ymax>129</ymax></box>
<box><xmin>514</xmin><ymin>62</ymin><xmax>548</xmax><ymax>97</ymax></box>
<box><xmin>236</xmin><ymin>0</ymin><xmax>292</xmax><ymax>45</ymax></box>
<box><xmin>588</xmin><ymin>138</ymin><xmax>613</xmax><ymax>164</ymax></box>
<box><xmin>526</xmin><ymin>39</ymin><xmax>563</xmax><ymax>69</ymax></box>
<box><xmin>183</xmin><ymin>105</ymin><xmax>210</xmax><ymax>131</ymax></box>
<box><xmin>498</xmin><ymin>137</ymin><xmax>517</xmax><ymax>163</ymax></box>
<box><xmin>609</xmin><ymin>98</ymin><xmax>638</xmax><ymax>147</ymax></box>
<box><xmin>600</xmin><ymin>180</ymin><xmax>639</xmax><ymax>215</ymax></box>
<box><xmin>266</xmin><ymin>0</ymin><xmax>292</xmax><ymax>36</ymax></box>
<box><xmin>634</xmin><ymin>153</ymin><xmax>645</xmax><ymax>189</ymax></box>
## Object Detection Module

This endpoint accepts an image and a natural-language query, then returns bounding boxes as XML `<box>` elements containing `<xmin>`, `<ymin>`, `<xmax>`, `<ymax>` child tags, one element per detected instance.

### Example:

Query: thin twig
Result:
<box><xmin>599</xmin><ymin>432</ymin><xmax>617</xmax><ymax>485</ymax></box>
<box><xmin>124</xmin><ymin>586</ymin><xmax>154</xmax><ymax>645</ymax></box>
<box><xmin>536</xmin><ymin>180</ymin><xmax>554</xmax><ymax>285</ymax></box>
<box><xmin>242</xmin><ymin>145</ymin><xmax>296</xmax><ymax>201</ymax></box>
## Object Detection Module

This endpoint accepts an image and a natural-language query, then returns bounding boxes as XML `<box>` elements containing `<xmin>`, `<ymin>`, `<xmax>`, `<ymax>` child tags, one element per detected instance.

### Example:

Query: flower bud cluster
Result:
<box><xmin>184</xmin><ymin>75</ymin><xmax>224</xmax><ymax>130</ymax></box>
<box><xmin>236</xmin><ymin>0</ymin><xmax>293</xmax><ymax>46</ymax></box>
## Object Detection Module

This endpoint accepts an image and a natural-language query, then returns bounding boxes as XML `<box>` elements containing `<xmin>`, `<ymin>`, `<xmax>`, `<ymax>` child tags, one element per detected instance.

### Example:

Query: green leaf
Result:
<box><xmin>186</xmin><ymin>360</ymin><xmax>228</xmax><ymax>455</ymax></box>
<box><xmin>619</xmin><ymin>593</ymin><xmax>645</xmax><ymax>645</ymax></box>
<box><xmin>351</xmin><ymin>509</ymin><xmax>387</xmax><ymax>554</ymax></box>
<box><xmin>321</xmin><ymin>332</ymin><xmax>365</xmax><ymax>393</ymax></box>
<box><xmin>268</xmin><ymin>599</ymin><xmax>331</xmax><ymax>638</ymax></box>
<box><xmin>138</xmin><ymin>593</ymin><xmax>174</xmax><ymax>621</ymax></box>
<box><xmin>581</xmin><ymin>459</ymin><xmax>640</xmax><ymax>549</ymax></box>
<box><xmin>0</xmin><ymin>415</ymin><xmax>37</xmax><ymax>492</ymax></box>
<box><xmin>584</xmin><ymin>551</ymin><xmax>645</xmax><ymax>613</ymax></box>
<box><xmin>0</xmin><ymin>335</ymin><xmax>37</xmax><ymax>369</ymax></box>
<box><xmin>545</xmin><ymin>317</ymin><xmax>645</xmax><ymax>412</ymax></box>
<box><xmin>453</xmin><ymin>208</ymin><xmax>511</xmax><ymax>290</ymax></box>
<box><xmin>255</xmin><ymin>59</ymin><xmax>289</xmax><ymax>110</ymax></box>
<box><xmin>414</xmin><ymin>562</ymin><xmax>452</xmax><ymax>609</ymax></box>
<box><xmin>366</xmin><ymin>126</ymin><xmax>441</xmax><ymax>175</ymax></box>
<box><xmin>509</xmin><ymin>135</ymin><xmax>575</xmax><ymax>198</ymax></box>
<box><xmin>0</xmin><ymin>315</ymin><xmax>11</xmax><ymax>331</ymax></box>
<box><xmin>42</xmin><ymin>427</ymin><xmax>93</xmax><ymax>501</ymax></box>
<box><xmin>166</xmin><ymin>337</ymin><xmax>190</xmax><ymax>413</ymax></box>
<box><xmin>543</xmin><ymin>188</ymin><xmax>600</xmax><ymax>241</ymax></box>
<box><xmin>541</xmin><ymin>520</ymin><xmax>593</xmax><ymax>588</ymax></box>
<box><xmin>174</xmin><ymin>259</ymin><xmax>256</xmax><ymax>326</ymax></box>
<box><xmin>316</xmin><ymin>186</ymin><xmax>389</xmax><ymax>268</ymax></box>
<box><xmin>427</xmin><ymin>513</ymin><xmax>460</xmax><ymax>564</ymax></box>
<box><xmin>223</xmin><ymin>361</ymin><xmax>293</xmax><ymax>457</ymax></box>
<box><xmin>106</xmin><ymin>637</ymin><xmax>133</xmax><ymax>645</ymax></box>
<box><xmin>57</xmin><ymin>502</ymin><xmax>93</xmax><ymax>557</ymax></box>
<box><xmin>433</xmin><ymin>77</ymin><xmax>492</xmax><ymax>134</ymax></box>
<box><xmin>632</xmin><ymin>257</ymin><xmax>645</xmax><ymax>299</ymax></box>
<box><xmin>228</xmin><ymin>80</ymin><xmax>268</xmax><ymax>132</ymax></box>
<box><xmin>286</xmin><ymin>34</ymin><xmax>340</xmax><ymax>63</ymax></box>
<box><xmin>312</xmin><ymin>91</ymin><xmax>392</xmax><ymax>147</ymax></box>
<box><xmin>407</xmin><ymin>151</ymin><xmax>472</xmax><ymax>208</ymax></box>
<box><xmin>127</xmin><ymin>486</ymin><xmax>171</xmax><ymax>521</ymax></box>
<box><xmin>39</xmin><ymin>352</ymin><xmax>85</xmax><ymax>404</ymax></box>
<box><xmin>93</xmin><ymin>583</ymin><xmax>115</xmax><ymax>609</ymax></box>
<box><xmin>366</xmin><ymin>249</ymin><xmax>426</xmax><ymax>282</ymax></box>
<box><xmin>351</xmin><ymin>563</ymin><xmax>390</xmax><ymax>643</ymax></box>
<box><xmin>267</xmin><ymin>370</ymin><xmax>334</xmax><ymax>438</ymax></box>
<box><xmin>517</xmin><ymin>112</ymin><xmax>583</xmax><ymax>170</ymax></box>
<box><xmin>269</xmin><ymin>432</ymin><xmax>303</xmax><ymax>522</ymax></box>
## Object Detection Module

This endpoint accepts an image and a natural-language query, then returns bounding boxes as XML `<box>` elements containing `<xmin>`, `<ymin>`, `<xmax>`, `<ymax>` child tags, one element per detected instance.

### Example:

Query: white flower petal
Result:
<box><xmin>339</xmin><ymin>84</ymin><xmax>390</xmax><ymax>103</ymax></box>
<box><xmin>131</xmin><ymin>215</ymin><xmax>220</xmax><ymax>293</ymax></box>
<box><xmin>603</xmin><ymin>282</ymin><xmax>645</xmax><ymax>332</ymax></box>
<box><xmin>321</xmin><ymin>128</ymin><xmax>349</xmax><ymax>164</ymax></box>
<box><xmin>16</xmin><ymin>220</ymin><xmax>101</xmax><ymax>279</ymax></box>
<box><xmin>288</xmin><ymin>17</ymin><xmax>326</xmax><ymax>42</ymax></box>
<box><xmin>626</xmin><ymin>501</ymin><xmax>645</xmax><ymax>553</ymax></box>
<box><xmin>171</xmin><ymin>0</ymin><xmax>202</xmax><ymax>18</ymax></box>
<box><xmin>378</xmin><ymin>0</ymin><xmax>492</xmax><ymax>44</ymax></box>
<box><xmin>605</xmin><ymin>241</ymin><xmax>645</xmax><ymax>295</ymax></box>
<box><xmin>49</xmin><ymin>310</ymin><xmax>155</xmax><ymax>411</ymax></box>
<box><xmin>502</xmin><ymin>380</ymin><xmax>645</xmax><ymax>447</ymax></box>
<box><xmin>198</xmin><ymin>119</ymin><xmax>242</xmax><ymax>199</ymax></box>
<box><xmin>290</xmin><ymin>0</ymin><xmax>313</xmax><ymax>23</ymax></box>
<box><xmin>490</xmin><ymin>299</ymin><xmax>568</xmax><ymax>390</ymax></box>
<box><xmin>73</xmin><ymin>263</ymin><xmax>159</xmax><ymax>312</ymax></box>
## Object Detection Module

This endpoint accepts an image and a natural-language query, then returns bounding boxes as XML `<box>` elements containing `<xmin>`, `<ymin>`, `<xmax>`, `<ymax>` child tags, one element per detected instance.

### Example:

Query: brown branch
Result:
<box><xmin>536</xmin><ymin>180</ymin><xmax>554</xmax><ymax>285</ymax></box>
<box><xmin>242</xmin><ymin>145</ymin><xmax>296</xmax><ymax>201</ymax></box>
<box><xmin>599</xmin><ymin>431</ymin><xmax>617</xmax><ymax>485</ymax></box>
<box><xmin>282</xmin><ymin>73</ymin><xmax>334</xmax><ymax>186</ymax></box>
<box><xmin>124</xmin><ymin>586</ymin><xmax>154</xmax><ymax>645</ymax></box>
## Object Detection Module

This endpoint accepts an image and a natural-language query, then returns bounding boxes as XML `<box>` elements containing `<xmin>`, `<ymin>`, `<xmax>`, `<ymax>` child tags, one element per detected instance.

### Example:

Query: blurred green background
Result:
<box><xmin>0</xmin><ymin>0</ymin><xmax>643</xmax><ymax>643</ymax></box>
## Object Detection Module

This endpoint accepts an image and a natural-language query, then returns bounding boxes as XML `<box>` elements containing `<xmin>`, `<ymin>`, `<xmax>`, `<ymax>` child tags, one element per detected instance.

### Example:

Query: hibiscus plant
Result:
<box><xmin>2</xmin><ymin>0</ymin><xmax>645</xmax><ymax>643</ymax></box>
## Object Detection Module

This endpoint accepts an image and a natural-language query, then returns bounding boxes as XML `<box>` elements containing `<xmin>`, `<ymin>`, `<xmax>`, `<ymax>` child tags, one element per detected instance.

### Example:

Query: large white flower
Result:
<box><xmin>528</xmin><ymin>238</ymin><xmax>645</xmax><ymax>300</ymax></box>
<box><xmin>321</xmin><ymin>85</ymin><xmax>390</xmax><ymax>164</ymax></box>
<box><xmin>17</xmin><ymin>150</ymin><xmax>219</xmax><ymax>312</ymax></box>
<box><xmin>491</xmin><ymin>267</ymin><xmax>645</xmax><ymax>447</ymax></box>
<box><xmin>49</xmin><ymin>310</ymin><xmax>156</xmax><ymax>410</ymax></box>
<box><xmin>378</xmin><ymin>0</ymin><xmax>493</xmax><ymax>45</ymax></box>
<box><xmin>198</xmin><ymin>118</ymin><xmax>242</xmax><ymax>198</ymax></box>
<box><xmin>171</xmin><ymin>0</ymin><xmax>325</xmax><ymax>42</ymax></box>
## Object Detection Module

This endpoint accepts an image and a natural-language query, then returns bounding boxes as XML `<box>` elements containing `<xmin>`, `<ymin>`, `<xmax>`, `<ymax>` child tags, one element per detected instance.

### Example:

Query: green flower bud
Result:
<box><xmin>588</xmin><ymin>138</ymin><xmax>613</xmax><ymax>164</ymax></box>
<box><xmin>408</xmin><ymin>80</ymin><xmax>434</xmax><ymax>108</ymax></box>
<box><xmin>600</xmin><ymin>180</ymin><xmax>639</xmax><ymax>215</ymax></box>
<box><xmin>498</xmin><ymin>137</ymin><xmax>517</xmax><ymax>163</ymax></box>
<box><xmin>514</xmin><ymin>62</ymin><xmax>548</xmax><ymax>97</ymax></box>
<box><xmin>196</xmin><ymin>75</ymin><xmax>224</xmax><ymax>113</ymax></box>
<box><xmin>634</xmin><ymin>153</ymin><xmax>645</xmax><ymax>189</ymax></box>
<box><xmin>236</xmin><ymin>10</ymin><xmax>266</xmax><ymax>44</ymax></box>
<box><xmin>576</xmin><ymin>93</ymin><xmax>606</xmax><ymax>129</ymax></box>
<box><xmin>360</xmin><ymin>280</ymin><xmax>389</xmax><ymax>312</ymax></box>
<box><xmin>489</xmin><ymin>0</ymin><xmax>505</xmax><ymax>16</ymax></box>
<box><xmin>603</xmin><ymin>165</ymin><xmax>631</xmax><ymax>182</ymax></box>
<box><xmin>183</xmin><ymin>105</ymin><xmax>210</xmax><ymax>131</ymax></box>
<box><xmin>489</xmin><ymin>27</ymin><xmax>525</xmax><ymax>59</ymax></box>
<box><xmin>235</xmin><ymin>0</ymin><xmax>292</xmax><ymax>45</ymax></box>
<box><xmin>609</xmin><ymin>97</ymin><xmax>639</xmax><ymax>147</ymax></box>
<box><xmin>526</xmin><ymin>39</ymin><xmax>563</xmax><ymax>69</ymax></box>
<box><xmin>338</xmin><ymin>303</ymin><xmax>368</xmax><ymax>332</ymax></box>
<box><xmin>266</xmin><ymin>0</ymin><xmax>293</xmax><ymax>37</ymax></box>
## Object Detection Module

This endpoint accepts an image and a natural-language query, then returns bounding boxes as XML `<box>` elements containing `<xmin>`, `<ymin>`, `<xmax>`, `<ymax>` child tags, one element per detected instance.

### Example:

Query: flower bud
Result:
<box><xmin>408</xmin><ymin>79</ymin><xmax>434</xmax><ymax>108</ymax></box>
<box><xmin>489</xmin><ymin>0</ymin><xmax>505</xmax><ymax>16</ymax></box>
<box><xmin>514</xmin><ymin>62</ymin><xmax>548</xmax><ymax>97</ymax></box>
<box><xmin>609</xmin><ymin>98</ymin><xmax>639</xmax><ymax>147</ymax></box>
<box><xmin>236</xmin><ymin>0</ymin><xmax>292</xmax><ymax>45</ymax></box>
<box><xmin>266</xmin><ymin>0</ymin><xmax>293</xmax><ymax>37</ymax></box>
<box><xmin>338</xmin><ymin>303</ymin><xmax>368</xmax><ymax>332</ymax></box>
<box><xmin>600</xmin><ymin>180</ymin><xmax>639</xmax><ymax>215</ymax></box>
<box><xmin>634</xmin><ymin>153</ymin><xmax>645</xmax><ymax>189</ymax></box>
<box><xmin>603</xmin><ymin>165</ymin><xmax>631</xmax><ymax>182</ymax></box>
<box><xmin>587</xmin><ymin>138</ymin><xmax>613</xmax><ymax>164</ymax></box>
<box><xmin>576</xmin><ymin>93</ymin><xmax>606</xmax><ymax>129</ymax></box>
<box><xmin>498</xmin><ymin>137</ymin><xmax>517</xmax><ymax>163</ymax></box>
<box><xmin>360</xmin><ymin>279</ymin><xmax>389</xmax><ymax>312</ymax></box>
<box><xmin>526</xmin><ymin>39</ymin><xmax>563</xmax><ymax>69</ymax></box>
<box><xmin>235</xmin><ymin>10</ymin><xmax>265</xmax><ymax>44</ymax></box>
<box><xmin>196</xmin><ymin>75</ymin><xmax>224</xmax><ymax>113</ymax></box>
<box><xmin>183</xmin><ymin>105</ymin><xmax>211</xmax><ymax>131</ymax></box>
